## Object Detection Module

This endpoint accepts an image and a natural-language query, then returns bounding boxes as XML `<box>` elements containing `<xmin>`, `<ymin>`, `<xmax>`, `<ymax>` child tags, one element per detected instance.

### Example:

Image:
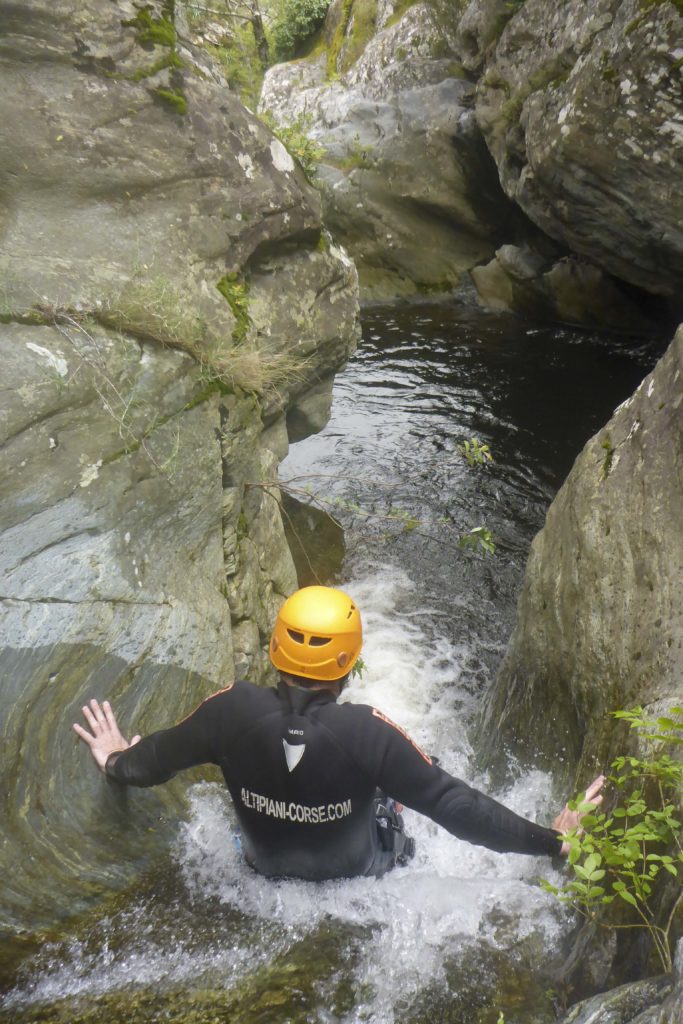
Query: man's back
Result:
<box><xmin>106</xmin><ymin>679</ymin><xmax>563</xmax><ymax>879</ymax></box>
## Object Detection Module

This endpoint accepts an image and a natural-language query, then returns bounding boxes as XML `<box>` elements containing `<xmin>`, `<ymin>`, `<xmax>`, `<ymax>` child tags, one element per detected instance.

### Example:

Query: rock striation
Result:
<box><xmin>0</xmin><ymin>0</ymin><xmax>359</xmax><ymax>937</ymax></box>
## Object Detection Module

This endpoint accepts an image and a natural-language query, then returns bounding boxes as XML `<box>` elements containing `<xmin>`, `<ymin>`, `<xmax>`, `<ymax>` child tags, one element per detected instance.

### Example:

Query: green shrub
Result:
<box><xmin>541</xmin><ymin>707</ymin><xmax>683</xmax><ymax>974</ymax></box>
<box><xmin>259</xmin><ymin>112</ymin><xmax>326</xmax><ymax>180</ymax></box>
<box><xmin>270</xmin><ymin>0</ymin><xmax>331</xmax><ymax>62</ymax></box>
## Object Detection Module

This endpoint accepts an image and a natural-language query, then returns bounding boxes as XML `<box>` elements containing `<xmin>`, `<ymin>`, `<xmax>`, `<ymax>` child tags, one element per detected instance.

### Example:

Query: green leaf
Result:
<box><xmin>584</xmin><ymin>854</ymin><xmax>601</xmax><ymax>874</ymax></box>
<box><xmin>617</xmin><ymin>889</ymin><xmax>638</xmax><ymax>907</ymax></box>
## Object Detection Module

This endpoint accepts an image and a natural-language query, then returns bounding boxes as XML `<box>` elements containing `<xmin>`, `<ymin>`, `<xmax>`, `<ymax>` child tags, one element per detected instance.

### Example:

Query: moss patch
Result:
<box><xmin>122</xmin><ymin>8</ymin><xmax>177</xmax><ymax>48</ymax></box>
<box><xmin>122</xmin><ymin>3</ymin><xmax>188</xmax><ymax>115</ymax></box>
<box><xmin>216</xmin><ymin>274</ymin><xmax>251</xmax><ymax>344</ymax></box>
<box><xmin>327</xmin><ymin>134</ymin><xmax>375</xmax><ymax>172</ymax></box>
<box><xmin>383</xmin><ymin>0</ymin><xmax>420</xmax><ymax>30</ymax></box>
<box><xmin>152</xmin><ymin>85</ymin><xmax>188</xmax><ymax>114</ymax></box>
<box><xmin>327</xmin><ymin>0</ymin><xmax>353</xmax><ymax>77</ymax></box>
<box><xmin>498</xmin><ymin>62</ymin><xmax>570</xmax><ymax>125</ymax></box>
<box><xmin>128</xmin><ymin>49</ymin><xmax>184</xmax><ymax>82</ymax></box>
<box><xmin>601</xmin><ymin>433</ymin><xmax>615</xmax><ymax>480</ymax></box>
<box><xmin>341</xmin><ymin>0</ymin><xmax>378</xmax><ymax>72</ymax></box>
<box><xmin>327</xmin><ymin>0</ymin><xmax>380</xmax><ymax>77</ymax></box>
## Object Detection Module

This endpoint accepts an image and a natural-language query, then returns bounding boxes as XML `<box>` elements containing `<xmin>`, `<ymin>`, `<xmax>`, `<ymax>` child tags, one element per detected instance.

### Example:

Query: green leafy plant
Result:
<box><xmin>270</xmin><ymin>0</ymin><xmax>331</xmax><ymax>62</ymax></box>
<box><xmin>541</xmin><ymin>707</ymin><xmax>683</xmax><ymax>973</ymax></box>
<box><xmin>259</xmin><ymin>113</ymin><xmax>326</xmax><ymax>181</ymax></box>
<box><xmin>457</xmin><ymin>437</ymin><xmax>493</xmax><ymax>468</ymax></box>
<box><xmin>601</xmin><ymin>433</ymin><xmax>615</xmax><ymax>480</ymax></box>
<box><xmin>458</xmin><ymin>526</ymin><xmax>496</xmax><ymax>555</ymax></box>
<box><xmin>123</xmin><ymin>8</ymin><xmax>178</xmax><ymax>48</ymax></box>
<box><xmin>351</xmin><ymin>655</ymin><xmax>367</xmax><ymax>679</ymax></box>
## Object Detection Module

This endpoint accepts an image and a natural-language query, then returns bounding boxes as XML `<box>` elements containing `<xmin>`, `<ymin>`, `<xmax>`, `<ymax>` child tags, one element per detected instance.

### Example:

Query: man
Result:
<box><xmin>74</xmin><ymin>585</ymin><xmax>603</xmax><ymax>880</ymax></box>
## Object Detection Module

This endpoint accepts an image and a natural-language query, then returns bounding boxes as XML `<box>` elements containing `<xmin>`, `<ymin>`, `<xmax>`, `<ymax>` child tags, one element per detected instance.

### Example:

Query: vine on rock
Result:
<box><xmin>247</xmin><ymin>436</ymin><xmax>497</xmax><ymax>585</ymax></box>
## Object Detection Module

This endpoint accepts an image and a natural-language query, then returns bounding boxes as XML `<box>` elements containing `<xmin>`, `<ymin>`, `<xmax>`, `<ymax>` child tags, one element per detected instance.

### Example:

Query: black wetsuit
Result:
<box><xmin>106</xmin><ymin>680</ymin><xmax>562</xmax><ymax>880</ymax></box>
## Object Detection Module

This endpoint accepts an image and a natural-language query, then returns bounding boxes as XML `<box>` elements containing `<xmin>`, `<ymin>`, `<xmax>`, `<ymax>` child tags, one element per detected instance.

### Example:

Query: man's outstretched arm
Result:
<box><xmin>355</xmin><ymin>705</ymin><xmax>604</xmax><ymax>858</ymax></box>
<box><xmin>73</xmin><ymin>691</ymin><xmax>229</xmax><ymax>786</ymax></box>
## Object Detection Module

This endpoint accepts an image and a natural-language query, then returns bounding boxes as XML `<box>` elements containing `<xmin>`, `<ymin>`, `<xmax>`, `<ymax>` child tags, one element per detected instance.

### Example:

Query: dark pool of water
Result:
<box><xmin>282</xmin><ymin>303</ymin><xmax>663</xmax><ymax>687</ymax></box>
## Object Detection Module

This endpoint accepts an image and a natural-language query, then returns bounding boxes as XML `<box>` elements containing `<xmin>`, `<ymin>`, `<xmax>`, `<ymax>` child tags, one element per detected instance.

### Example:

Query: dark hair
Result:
<box><xmin>280</xmin><ymin>672</ymin><xmax>350</xmax><ymax>691</ymax></box>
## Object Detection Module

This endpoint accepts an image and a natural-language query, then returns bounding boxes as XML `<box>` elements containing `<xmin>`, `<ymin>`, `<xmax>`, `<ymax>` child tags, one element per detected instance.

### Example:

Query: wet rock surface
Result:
<box><xmin>557</xmin><ymin>939</ymin><xmax>683</xmax><ymax>1023</ymax></box>
<box><xmin>0</xmin><ymin>0</ymin><xmax>359</xmax><ymax>937</ymax></box>
<box><xmin>558</xmin><ymin>974</ymin><xmax>675</xmax><ymax>1024</ymax></box>
<box><xmin>471</xmin><ymin>246</ymin><xmax>659</xmax><ymax>330</ymax></box>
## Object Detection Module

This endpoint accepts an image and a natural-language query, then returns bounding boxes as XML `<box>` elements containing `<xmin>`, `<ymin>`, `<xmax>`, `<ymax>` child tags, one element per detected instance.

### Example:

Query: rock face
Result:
<box><xmin>260</xmin><ymin>0</ymin><xmax>523</xmax><ymax>300</ymax></box>
<box><xmin>0</xmin><ymin>0</ymin><xmax>359</xmax><ymax>937</ymax></box>
<box><xmin>557</xmin><ymin>972</ymin><xmax>677</xmax><ymax>1024</ymax></box>
<box><xmin>468</xmin><ymin>0</ymin><xmax>683</xmax><ymax>299</ymax></box>
<box><xmin>261</xmin><ymin>0</ymin><xmax>681</xmax><ymax>317</ymax></box>
<box><xmin>470</xmin><ymin>246</ymin><xmax>659</xmax><ymax>330</ymax></box>
<box><xmin>479</xmin><ymin>324</ymin><xmax>683</xmax><ymax>1002</ymax></box>
<box><xmin>481</xmin><ymin>325</ymin><xmax>683</xmax><ymax>781</ymax></box>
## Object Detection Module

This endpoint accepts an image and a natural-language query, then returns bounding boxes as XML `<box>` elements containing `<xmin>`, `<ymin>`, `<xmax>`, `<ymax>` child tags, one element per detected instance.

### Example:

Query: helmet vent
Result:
<box><xmin>287</xmin><ymin>629</ymin><xmax>305</xmax><ymax>644</ymax></box>
<box><xmin>309</xmin><ymin>636</ymin><xmax>331</xmax><ymax>647</ymax></box>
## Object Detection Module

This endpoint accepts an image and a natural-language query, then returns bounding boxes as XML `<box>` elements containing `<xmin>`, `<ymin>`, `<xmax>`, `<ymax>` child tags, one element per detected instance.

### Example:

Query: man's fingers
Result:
<box><xmin>131</xmin><ymin>735</ymin><xmax>141</xmax><ymax>746</ymax></box>
<box><xmin>102</xmin><ymin>700</ymin><xmax>119</xmax><ymax>731</ymax></box>
<box><xmin>90</xmin><ymin>699</ymin><xmax>106</xmax><ymax>724</ymax></box>
<box><xmin>73</xmin><ymin>722</ymin><xmax>95</xmax><ymax>747</ymax></box>
<box><xmin>585</xmin><ymin>775</ymin><xmax>606</xmax><ymax>803</ymax></box>
<box><xmin>81</xmin><ymin>704</ymin><xmax>101</xmax><ymax>734</ymax></box>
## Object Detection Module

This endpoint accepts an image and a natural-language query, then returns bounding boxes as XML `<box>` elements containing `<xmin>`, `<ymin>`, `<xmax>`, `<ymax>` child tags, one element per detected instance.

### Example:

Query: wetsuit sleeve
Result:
<box><xmin>105</xmin><ymin>687</ymin><xmax>233</xmax><ymax>787</ymax></box>
<box><xmin>358</xmin><ymin>707</ymin><xmax>562</xmax><ymax>857</ymax></box>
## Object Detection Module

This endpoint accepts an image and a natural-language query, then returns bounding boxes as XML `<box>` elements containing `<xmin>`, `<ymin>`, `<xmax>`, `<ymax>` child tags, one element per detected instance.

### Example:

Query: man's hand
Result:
<box><xmin>553</xmin><ymin>774</ymin><xmax>605</xmax><ymax>856</ymax></box>
<box><xmin>73</xmin><ymin>699</ymin><xmax>141</xmax><ymax>773</ymax></box>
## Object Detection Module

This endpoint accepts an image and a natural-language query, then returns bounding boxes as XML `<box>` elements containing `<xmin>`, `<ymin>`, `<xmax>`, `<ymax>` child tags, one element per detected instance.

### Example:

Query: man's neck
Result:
<box><xmin>279</xmin><ymin>673</ymin><xmax>341</xmax><ymax>698</ymax></box>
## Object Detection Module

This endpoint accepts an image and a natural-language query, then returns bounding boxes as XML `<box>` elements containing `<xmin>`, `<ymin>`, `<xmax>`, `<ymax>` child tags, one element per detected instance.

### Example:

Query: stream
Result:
<box><xmin>0</xmin><ymin>304</ymin><xmax>662</xmax><ymax>1024</ymax></box>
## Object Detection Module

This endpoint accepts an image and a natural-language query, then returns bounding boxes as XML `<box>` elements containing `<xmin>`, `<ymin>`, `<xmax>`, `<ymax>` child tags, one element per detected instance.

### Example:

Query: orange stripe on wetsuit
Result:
<box><xmin>371</xmin><ymin>707</ymin><xmax>432</xmax><ymax>765</ymax></box>
<box><xmin>176</xmin><ymin>682</ymin><xmax>235</xmax><ymax>725</ymax></box>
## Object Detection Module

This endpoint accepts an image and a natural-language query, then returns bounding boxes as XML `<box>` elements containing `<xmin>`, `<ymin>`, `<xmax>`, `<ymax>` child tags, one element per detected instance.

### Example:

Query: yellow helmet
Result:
<box><xmin>270</xmin><ymin>586</ymin><xmax>362</xmax><ymax>681</ymax></box>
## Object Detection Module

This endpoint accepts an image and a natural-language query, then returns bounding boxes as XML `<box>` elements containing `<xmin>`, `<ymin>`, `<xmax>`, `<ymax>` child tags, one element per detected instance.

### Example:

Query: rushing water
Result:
<box><xmin>1</xmin><ymin>305</ymin><xmax>662</xmax><ymax>1024</ymax></box>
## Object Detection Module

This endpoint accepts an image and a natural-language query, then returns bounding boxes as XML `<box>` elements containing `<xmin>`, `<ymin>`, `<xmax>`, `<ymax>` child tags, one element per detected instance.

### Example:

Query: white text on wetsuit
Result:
<box><xmin>241</xmin><ymin>788</ymin><xmax>352</xmax><ymax>823</ymax></box>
